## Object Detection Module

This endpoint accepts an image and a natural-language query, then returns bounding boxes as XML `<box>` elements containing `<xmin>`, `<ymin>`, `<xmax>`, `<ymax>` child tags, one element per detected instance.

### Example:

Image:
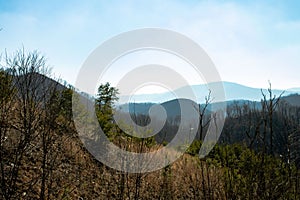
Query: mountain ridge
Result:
<box><xmin>119</xmin><ymin>81</ymin><xmax>299</xmax><ymax>104</ymax></box>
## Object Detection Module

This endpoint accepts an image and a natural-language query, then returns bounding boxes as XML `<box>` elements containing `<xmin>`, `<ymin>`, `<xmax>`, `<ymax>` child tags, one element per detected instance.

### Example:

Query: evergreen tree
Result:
<box><xmin>95</xmin><ymin>82</ymin><xmax>119</xmax><ymax>137</ymax></box>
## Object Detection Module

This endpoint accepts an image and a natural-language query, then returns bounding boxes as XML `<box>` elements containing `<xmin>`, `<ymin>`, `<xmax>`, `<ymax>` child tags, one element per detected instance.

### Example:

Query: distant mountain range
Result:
<box><xmin>119</xmin><ymin>81</ymin><xmax>300</xmax><ymax>104</ymax></box>
<box><xmin>14</xmin><ymin>72</ymin><xmax>299</xmax><ymax>112</ymax></box>
<box><xmin>118</xmin><ymin>83</ymin><xmax>300</xmax><ymax>120</ymax></box>
<box><xmin>119</xmin><ymin>94</ymin><xmax>300</xmax><ymax>119</ymax></box>
<box><xmin>118</xmin><ymin>98</ymin><xmax>199</xmax><ymax>121</ymax></box>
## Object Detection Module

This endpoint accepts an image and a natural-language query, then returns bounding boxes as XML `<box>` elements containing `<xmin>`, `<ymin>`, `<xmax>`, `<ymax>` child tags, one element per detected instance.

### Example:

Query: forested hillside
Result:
<box><xmin>0</xmin><ymin>50</ymin><xmax>299</xmax><ymax>199</ymax></box>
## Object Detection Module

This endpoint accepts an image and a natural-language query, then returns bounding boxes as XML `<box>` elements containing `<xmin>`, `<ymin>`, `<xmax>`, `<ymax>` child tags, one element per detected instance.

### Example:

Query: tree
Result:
<box><xmin>96</xmin><ymin>82</ymin><xmax>119</xmax><ymax>111</ymax></box>
<box><xmin>0</xmin><ymin>68</ymin><xmax>15</xmax><ymax>199</ymax></box>
<box><xmin>0</xmin><ymin>50</ymin><xmax>51</xmax><ymax>199</ymax></box>
<box><xmin>95</xmin><ymin>82</ymin><xmax>119</xmax><ymax>137</ymax></box>
<box><xmin>198</xmin><ymin>90</ymin><xmax>212</xmax><ymax>141</ymax></box>
<box><xmin>0</xmin><ymin>49</ymin><xmax>69</xmax><ymax>199</ymax></box>
<box><xmin>261</xmin><ymin>82</ymin><xmax>283</xmax><ymax>155</ymax></box>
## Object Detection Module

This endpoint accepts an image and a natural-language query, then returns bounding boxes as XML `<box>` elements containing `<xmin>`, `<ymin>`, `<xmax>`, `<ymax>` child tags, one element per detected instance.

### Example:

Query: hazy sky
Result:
<box><xmin>1</xmin><ymin>0</ymin><xmax>300</xmax><ymax>92</ymax></box>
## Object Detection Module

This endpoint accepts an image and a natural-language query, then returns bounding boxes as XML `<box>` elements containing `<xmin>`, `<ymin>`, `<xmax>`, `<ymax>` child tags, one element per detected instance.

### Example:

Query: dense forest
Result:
<box><xmin>0</xmin><ymin>49</ymin><xmax>300</xmax><ymax>199</ymax></box>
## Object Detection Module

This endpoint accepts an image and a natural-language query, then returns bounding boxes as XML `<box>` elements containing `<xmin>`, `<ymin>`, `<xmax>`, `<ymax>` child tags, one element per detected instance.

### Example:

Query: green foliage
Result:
<box><xmin>186</xmin><ymin>139</ymin><xmax>202</xmax><ymax>156</ymax></box>
<box><xmin>205</xmin><ymin>143</ymin><xmax>299</xmax><ymax>199</ymax></box>
<box><xmin>95</xmin><ymin>82</ymin><xmax>119</xmax><ymax>138</ymax></box>
<box><xmin>94</xmin><ymin>82</ymin><xmax>157</xmax><ymax>151</ymax></box>
<box><xmin>95</xmin><ymin>82</ymin><xmax>119</xmax><ymax>111</ymax></box>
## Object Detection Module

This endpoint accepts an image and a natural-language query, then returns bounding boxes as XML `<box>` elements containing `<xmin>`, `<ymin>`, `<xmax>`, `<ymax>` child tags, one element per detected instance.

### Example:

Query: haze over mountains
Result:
<box><xmin>118</xmin><ymin>81</ymin><xmax>300</xmax><ymax>120</ymax></box>
<box><xmin>119</xmin><ymin>81</ymin><xmax>300</xmax><ymax>104</ymax></box>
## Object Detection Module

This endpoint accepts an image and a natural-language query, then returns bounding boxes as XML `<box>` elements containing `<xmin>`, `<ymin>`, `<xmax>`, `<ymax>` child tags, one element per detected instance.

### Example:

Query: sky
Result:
<box><xmin>1</xmin><ymin>0</ymin><xmax>300</xmax><ymax>94</ymax></box>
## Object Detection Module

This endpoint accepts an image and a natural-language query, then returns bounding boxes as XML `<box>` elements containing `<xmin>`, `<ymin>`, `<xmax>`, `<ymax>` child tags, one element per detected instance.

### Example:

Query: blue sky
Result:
<box><xmin>1</xmin><ymin>0</ymin><xmax>300</xmax><ymax>92</ymax></box>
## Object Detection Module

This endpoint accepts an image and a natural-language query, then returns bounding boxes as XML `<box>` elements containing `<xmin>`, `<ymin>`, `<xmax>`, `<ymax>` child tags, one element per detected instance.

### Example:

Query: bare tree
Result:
<box><xmin>197</xmin><ymin>90</ymin><xmax>212</xmax><ymax>141</ymax></box>
<box><xmin>0</xmin><ymin>49</ymin><xmax>66</xmax><ymax>199</ymax></box>
<box><xmin>0</xmin><ymin>68</ymin><xmax>16</xmax><ymax>199</ymax></box>
<box><xmin>261</xmin><ymin>82</ymin><xmax>284</xmax><ymax>155</ymax></box>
